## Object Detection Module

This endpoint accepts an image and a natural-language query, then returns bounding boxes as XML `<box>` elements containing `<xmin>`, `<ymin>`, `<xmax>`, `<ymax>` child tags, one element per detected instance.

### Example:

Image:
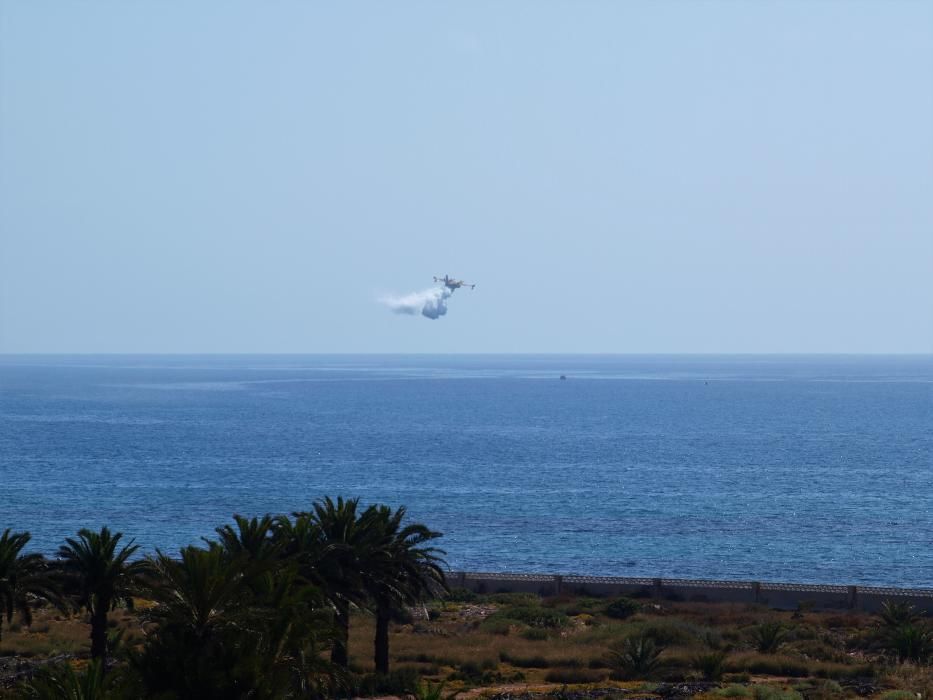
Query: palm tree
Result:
<box><xmin>144</xmin><ymin>545</ymin><xmax>252</xmax><ymax>641</ymax></box>
<box><xmin>365</xmin><ymin>505</ymin><xmax>447</xmax><ymax>675</ymax></box>
<box><xmin>300</xmin><ymin>496</ymin><xmax>380</xmax><ymax>669</ymax></box>
<box><xmin>57</xmin><ymin>527</ymin><xmax>149</xmax><ymax>664</ymax></box>
<box><xmin>0</xmin><ymin>529</ymin><xmax>59</xmax><ymax>649</ymax></box>
<box><xmin>137</xmin><ymin>544</ymin><xmax>342</xmax><ymax>698</ymax></box>
<box><xmin>213</xmin><ymin>513</ymin><xmax>279</xmax><ymax>564</ymax></box>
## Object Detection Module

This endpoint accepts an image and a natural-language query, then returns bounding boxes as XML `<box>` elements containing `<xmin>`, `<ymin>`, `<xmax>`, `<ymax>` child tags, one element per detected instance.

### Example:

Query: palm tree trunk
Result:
<box><xmin>374</xmin><ymin>604</ymin><xmax>391</xmax><ymax>675</ymax></box>
<box><xmin>331</xmin><ymin>599</ymin><xmax>350</xmax><ymax>668</ymax></box>
<box><xmin>90</xmin><ymin>607</ymin><xmax>108</xmax><ymax>663</ymax></box>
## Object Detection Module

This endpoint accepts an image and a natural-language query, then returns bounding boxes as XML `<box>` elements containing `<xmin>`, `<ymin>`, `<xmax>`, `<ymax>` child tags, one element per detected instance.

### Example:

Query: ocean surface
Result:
<box><xmin>1</xmin><ymin>354</ymin><xmax>931</xmax><ymax>587</ymax></box>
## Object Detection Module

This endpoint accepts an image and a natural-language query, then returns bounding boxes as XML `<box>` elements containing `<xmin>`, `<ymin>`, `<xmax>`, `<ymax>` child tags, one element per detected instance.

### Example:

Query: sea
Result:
<box><xmin>1</xmin><ymin>354</ymin><xmax>931</xmax><ymax>588</ymax></box>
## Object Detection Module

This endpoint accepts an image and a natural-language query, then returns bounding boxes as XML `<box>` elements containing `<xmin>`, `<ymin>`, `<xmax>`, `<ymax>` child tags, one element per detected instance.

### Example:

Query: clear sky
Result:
<box><xmin>1</xmin><ymin>1</ymin><xmax>931</xmax><ymax>353</ymax></box>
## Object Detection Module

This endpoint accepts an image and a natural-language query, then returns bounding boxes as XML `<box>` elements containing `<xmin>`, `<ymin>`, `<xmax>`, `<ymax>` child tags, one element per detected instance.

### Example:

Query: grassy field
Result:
<box><xmin>2</xmin><ymin>590</ymin><xmax>932</xmax><ymax>698</ymax></box>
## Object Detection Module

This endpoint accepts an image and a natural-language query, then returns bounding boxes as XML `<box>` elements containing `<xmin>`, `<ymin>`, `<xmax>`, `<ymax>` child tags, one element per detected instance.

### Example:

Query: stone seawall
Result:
<box><xmin>449</xmin><ymin>572</ymin><xmax>933</xmax><ymax>613</ymax></box>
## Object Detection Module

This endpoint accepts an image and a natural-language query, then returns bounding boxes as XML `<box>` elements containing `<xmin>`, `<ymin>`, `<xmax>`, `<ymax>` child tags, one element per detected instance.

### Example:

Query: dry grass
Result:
<box><xmin>0</xmin><ymin>605</ymin><xmax>143</xmax><ymax>659</ymax></box>
<box><xmin>3</xmin><ymin>596</ymin><xmax>932</xmax><ymax>697</ymax></box>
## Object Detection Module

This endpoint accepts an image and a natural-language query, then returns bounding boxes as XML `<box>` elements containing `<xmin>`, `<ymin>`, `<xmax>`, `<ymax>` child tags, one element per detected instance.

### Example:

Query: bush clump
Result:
<box><xmin>607</xmin><ymin>634</ymin><xmax>663</xmax><ymax>680</ymax></box>
<box><xmin>605</xmin><ymin>597</ymin><xmax>640</xmax><ymax>620</ymax></box>
<box><xmin>692</xmin><ymin>651</ymin><xmax>727</xmax><ymax>681</ymax></box>
<box><xmin>353</xmin><ymin>667</ymin><xmax>421</xmax><ymax>697</ymax></box>
<box><xmin>749</xmin><ymin>621</ymin><xmax>788</xmax><ymax>653</ymax></box>
<box><xmin>488</xmin><ymin>605</ymin><xmax>570</xmax><ymax>629</ymax></box>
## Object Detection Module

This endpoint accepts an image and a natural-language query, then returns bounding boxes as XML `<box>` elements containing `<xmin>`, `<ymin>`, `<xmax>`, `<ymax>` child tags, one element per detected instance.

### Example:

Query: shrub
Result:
<box><xmin>488</xmin><ymin>593</ymin><xmax>539</xmax><ymax>606</ymax></box>
<box><xmin>879</xmin><ymin>692</ymin><xmax>921</xmax><ymax>700</ymax></box>
<box><xmin>693</xmin><ymin>651</ymin><xmax>727</xmax><ymax>681</ymax></box>
<box><xmin>812</xmin><ymin>662</ymin><xmax>874</xmax><ymax>680</ymax></box>
<box><xmin>502</xmin><ymin>654</ymin><xmax>550</xmax><ymax>669</ymax></box>
<box><xmin>879</xmin><ymin>601</ymin><xmax>925</xmax><ymax>629</ymax></box>
<box><xmin>544</xmin><ymin>667</ymin><xmax>606</xmax><ymax>684</ymax></box>
<box><xmin>521</xmin><ymin>627</ymin><xmax>550</xmax><ymax>641</ymax></box>
<box><xmin>445</xmin><ymin>587</ymin><xmax>479</xmax><ymax>603</ymax></box>
<box><xmin>792</xmin><ymin>680</ymin><xmax>845</xmax><ymax>700</ymax></box>
<box><xmin>753</xmin><ymin>685</ymin><xmax>802</xmax><ymax>700</ymax></box>
<box><xmin>412</xmin><ymin>680</ymin><xmax>457</xmax><ymax>700</ymax></box>
<box><xmin>605</xmin><ymin>598</ymin><xmax>640</xmax><ymax>620</ymax></box>
<box><xmin>479</xmin><ymin>617</ymin><xmax>520</xmax><ymax>635</ymax></box>
<box><xmin>607</xmin><ymin>634</ymin><xmax>663</xmax><ymax>680</ymax></box>
<box><xmin>723</xmin><ymin>673</ymin><xmax>751</xmax><ymax>683</ymax></box>
<box><xmin>714</xmin><ymin>685</ymin><xmax>753</xmax><ymax>698</ymax></box>
<box><xmin>391</xmin><ymin>607</ymin><xmax>415</xmax><ymax>624</ymax></box>
<box><xmin>726</xmin><ymin>653</ymin><xmax>810</xmax><ymax>678</ymax></box>
<box><xmin>786</xmin><ymin>639</ymin><xmax>847</xmax><ymax>663</ymax></box>
<box><xmin>750</xmin><ymin>621</ymin><xmax>788</xmax><ymax>653</ymax></box>
<box><xmin>489</xmin><ymin>605</ymin><xmax>570</xmax><ymax>629</ymax></box>
<box><xmin>354</xmin><ymin>667</ymin><xmax>421</xmax><ymax>696</ymax></box>
<box><xmin>883</xmin><ymin>624</ymin><xmax>933</xmax><ymax>663</ymax></box>
<box><xmin>633</xmin><ymin>619</ymin><xmax>704</xmax><ymax>646</ymax></box>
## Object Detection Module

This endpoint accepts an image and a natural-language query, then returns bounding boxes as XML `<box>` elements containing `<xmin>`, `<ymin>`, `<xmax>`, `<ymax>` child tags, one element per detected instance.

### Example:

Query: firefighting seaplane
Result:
<box><xmin>434</xmin><ymin>275</ymin><xmax>476</xmax><ymax>291</ymax></box>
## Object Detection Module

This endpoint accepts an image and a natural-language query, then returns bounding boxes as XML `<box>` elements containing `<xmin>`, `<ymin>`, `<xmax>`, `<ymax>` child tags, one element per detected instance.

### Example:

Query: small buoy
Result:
<box><xmin>559</xmin><ymin>375</ymin><xmax>567</xmax><ymax>380</ymax></box>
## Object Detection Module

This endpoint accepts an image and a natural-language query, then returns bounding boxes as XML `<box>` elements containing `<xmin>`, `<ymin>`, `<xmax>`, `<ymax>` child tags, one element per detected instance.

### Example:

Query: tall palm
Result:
<box><xmin>213</xmin><ymin>513</ymin><xmax>279</xmax><ymax>564</ymax></box>
<box><xmin>365</xmin><ymin>506</ymin><xmax>447</xmax><ymax>674</ymax></box>
<box><xmin>300</xmin><ymin>496</ymin><xmax>380</xmax><ymax>668</ymax></box>
<box><xmin>0</xmin><ymin>529</ymin><xmax>59</xmax><ymax>648</ymax></box>
<box><xmin>57</xmin><ymin>526</ymin><xmax>149</xmax><ymax>663</ymax></box>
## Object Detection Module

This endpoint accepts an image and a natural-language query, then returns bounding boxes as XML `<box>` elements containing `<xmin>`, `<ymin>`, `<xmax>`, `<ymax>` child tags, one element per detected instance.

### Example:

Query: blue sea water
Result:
<box><xmin>1</xmin><ymin>354</ymin><xmax>931</xmax><ymax>587</ymax></box>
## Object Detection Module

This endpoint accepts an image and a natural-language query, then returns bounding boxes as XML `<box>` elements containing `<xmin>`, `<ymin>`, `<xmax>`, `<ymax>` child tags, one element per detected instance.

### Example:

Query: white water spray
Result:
<box><xmin>380</xmin><ymin>286</ymin><xmax>454</xmax><ymax>320</ymax></box>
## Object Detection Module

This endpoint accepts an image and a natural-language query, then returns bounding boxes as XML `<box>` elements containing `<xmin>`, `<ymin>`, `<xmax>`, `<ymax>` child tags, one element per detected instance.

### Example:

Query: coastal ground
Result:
<box><xmin>2</xmin><ymin>591</ymin><xmax>931</xmax><ymax>697</ymax></box>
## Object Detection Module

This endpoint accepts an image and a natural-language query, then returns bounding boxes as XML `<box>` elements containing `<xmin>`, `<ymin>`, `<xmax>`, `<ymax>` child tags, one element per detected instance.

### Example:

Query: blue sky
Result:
<box><xmin>1</xmin><ymin>1</ymin><xmax>931</xmax><ymax>353</ymax></box>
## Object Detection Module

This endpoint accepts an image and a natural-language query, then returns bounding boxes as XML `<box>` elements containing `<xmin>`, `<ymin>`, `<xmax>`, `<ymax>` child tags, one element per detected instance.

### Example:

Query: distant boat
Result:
<box><xmin>559</xmin><ymin>375</ymin><xmax>567</xmax><ymax>380</ymax></box>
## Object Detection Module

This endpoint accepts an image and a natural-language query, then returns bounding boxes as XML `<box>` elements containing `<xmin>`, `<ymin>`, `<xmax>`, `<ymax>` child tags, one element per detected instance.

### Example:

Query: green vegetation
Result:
<box><xmin>606</xmin><ymin>634</ymin><xmax>662</xmax><ymax>679</ymax></box>
<box><xmin>0</xmin><ymin>529</ymin><xmax>60</xmax><ymax>648</ymax></box>
<box><xmin>57</xmin><ymin>527</ymin><xmax>148</xmax><ymax>665</ymax></box>
<box><xmin>1</xmin><ymin>502</ymin><xmax>932</xmax><ymax>698</ymax></box>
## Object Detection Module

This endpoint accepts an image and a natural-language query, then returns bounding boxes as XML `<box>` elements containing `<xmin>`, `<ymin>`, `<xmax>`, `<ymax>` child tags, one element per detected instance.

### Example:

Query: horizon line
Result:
<box><xmin>2</xmin><ymin>351</ymin><xmax>931</xmax><ymax>357</ymax></box>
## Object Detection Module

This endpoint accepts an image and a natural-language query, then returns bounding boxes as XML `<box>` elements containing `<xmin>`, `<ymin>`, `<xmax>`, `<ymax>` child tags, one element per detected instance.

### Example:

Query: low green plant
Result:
<box><xmin>750</xmin><ymin>621</ymin><xmax>788</xmax><ymax>653</ymax></box>
<box><xmin>791</xmin><ymin>680</ymin><xmax>845</xmax><ymax>700</ymax></box>
<box><xmin>692</xmin><ymin>651</ymin><xmax>727</xmax><ymax>681</ymax></box>
<box><xmin>714</xmin><ymin>685</ymin><xmax>753</xmax><ymax>698</ymax></box>
<box><xmin>629</xmin><ymin>618</ymin><xmax>704</xmax><ymax>646</ymax></box>
<box><xmin>19</xmin><ymin>659</ymin><xmax>113</xmax><ymax>700</ymax></box>
<box><xmin>522</xmin><ymin>627</ymin><xmax>550</xmax><ymax>641</ymax></box>
<box><xmin>488</xmin><ymin>605</ymin><xmax>570</xmax><ymax>629</ymax></box>
<box><xmin>480</xmin><ymin>617</ymin><xmax>521</xmax><ymax>635</ymax></box>
<box><xmin>605</xmin><ymin>598</ymin><xmax>639</xmax><ymax>620</ymax></box>
<box><xmin>884</xmin><ymin>624</ymin><xmax>933</xmax><ymax>664</ymax></box>
<box><xmin>354</xmin><ymin>668</ymin><xmax>421</xmax><ymax>697</ymax></box>
<box><xmin>752</xmin><ymin>685</ymin><xmax>802</xmax><ymax>700</ymax></box>
<box><xmin>725</xmin><ymin>653</ymin><xmax>810</xmax><ymax>678</ymax></box>
<box><xmin>411</xmin><ymin>680</ymin><xmax>458</xmax><ymax>700</ymax></box>
<box><xmin>445</xmin><ymin>588</ymin><xmax>479</xmax><ymax>603</ymax></box>
<box><xmin>880</xmin><ymin>601</ymin><xmax>925</xmax><ymax>629</ymax></box>
<box><xmin>607</xmin><ymin>634</ymin><xmax>663</xmax><ymax>680</ymax></box>
<box><xmin>878</xmin><ymin>692</ymin><xmax>919</xmax><ymax>700</ymax></box>
<box><xmin>488</xmin><ymin>593</ymin><xmax>539</xmax><ymax>606</ymax></box>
